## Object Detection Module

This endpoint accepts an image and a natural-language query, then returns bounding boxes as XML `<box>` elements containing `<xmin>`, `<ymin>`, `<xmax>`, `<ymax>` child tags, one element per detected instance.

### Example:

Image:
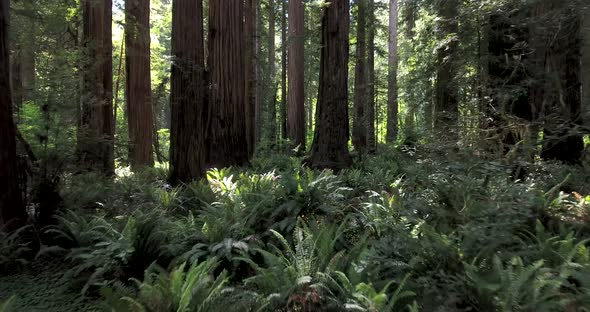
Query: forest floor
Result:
<box><xmin>1</xmin><ymin>144</ymin><xmax>590</xmax><ymax>311</ymax></box>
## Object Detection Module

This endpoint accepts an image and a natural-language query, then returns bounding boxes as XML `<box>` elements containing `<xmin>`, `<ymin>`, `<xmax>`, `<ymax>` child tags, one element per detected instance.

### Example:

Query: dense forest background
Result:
<box><xmin>2</xmin><ymin>0</ymin><xmax>590</xmax><ymax>311</ymax></box>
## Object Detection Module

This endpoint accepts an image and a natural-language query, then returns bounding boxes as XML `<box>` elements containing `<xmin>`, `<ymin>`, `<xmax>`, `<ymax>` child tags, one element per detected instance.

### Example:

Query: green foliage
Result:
<box><xmin>0</xmin><ymin>226</ymin><xmax>32</xmax><ymax>273</ymax></box>
<box><xmin>104</xmin><ymin>259</ymin><xmax>228</xmax><ymax>312</ymax></box>
<box><xmin>0</xmin><ymin>296</ymin><xmax>16</xmax><ymax>312</ymax></box>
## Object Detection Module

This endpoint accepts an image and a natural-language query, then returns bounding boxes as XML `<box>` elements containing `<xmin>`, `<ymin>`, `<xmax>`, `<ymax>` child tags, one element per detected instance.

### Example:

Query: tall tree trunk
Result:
<box><xmin>254</xmin><ymin>0</ymin><xmax>261</xmax><ymax>146</ymax></box>
<box><xmin>434</xmin><ymin>0</ymin><xmax>459</xmax><ymax>133</ymax></box>
<box><xmin>280</xmin><ymin>0</ymin><xmax>287</xmax><ymax>140</ymax></box>
<box><xmin>208</xmin><ymin>0</ymin><xmax>249</xmax><ymax>168</ymax></box>
<box><xmin>287</xmin><ymin>0</ymin><xmax>305</xmax><ymax>151</ymax></box>
<box><xmin>169</xmin><ymin>0</ymin><xmax>207</xmax><ymax>183</ymax></box>
<box><xmin>10</xmin><ymin>49</ymin><xmax>22</xmax><ymax>119</ymax></box>
<box><xmin>79</xmin><ymin>0</ymin><xmax>114</xmax><ymax>175</ymax></box>
<box><xmin>21</xmin><ymin>0</ymin><xmax>35</xmax><ymax>101</ymax></box>
<box><xmin>267</xmin><ymin>0</ymin><xmax>277</xmax><ymax>146</ymax></box>
<box><xmin>125</xmin><ymin>0</ymin><xmax>154</xmax><ymax>169</ymax></box>
<box><xmin>1</xmin><ymin>0</ymin><xmax>26</xmax><ymax>230</ymax></box>
<box><xmin>245</xmin><ymin>0</ymin><xmax>256</xmax><ymax>157</ymax></box>
<box><xmin>386</xmin><ymin>0</ymin><xmax>399</xmax><ymax>143</ymax></box>
<box><xmin>353</xmin><ymin>0</ymin><xmax>367</xmax><ymax>152</ymax></box>
<box><xmin>366</xmin><ymin>0</ymin><xmax>376</xmax><ymax>153</ymax></box>
<box><xmin>308</xmin><ymin>0</ymin><xmax>352</xmax><ymax>170</ymax></box>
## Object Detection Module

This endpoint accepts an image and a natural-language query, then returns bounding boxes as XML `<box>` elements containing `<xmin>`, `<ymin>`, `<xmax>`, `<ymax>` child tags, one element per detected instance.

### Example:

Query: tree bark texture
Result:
<box><xmin>308</xmin><ymin>0</ymin><xmax>352</xmax><ymax>170</ymax></box>
<box><xmin>434</xmin><ymin>0</ymin><xmax>459</xmax><ymax>132</ymax></box>
<box><xmin>207</xmin><ymin>0</ymin><xmax>249</xmax><ymax>168</ymax></box>
<box><xmin>125</xmin><ymin>0</ymin><xmax>154</xmax><ymax>169</ymax></box>
<box><xmin>79</xmin><ymin>0</ymin><xmax>114</xmax><ymax>175</ymax></box>
<box><xmin>169</xmin><ymin>0</ymin><xmax>208</xmax><ymax>183</ymax></box>
<box><xmin>366</xmin><ymin>0</ymin><xmax>376</xmax><ymax>153</ymax></box>
<box><xmin>0</xmin><ymin>0</ymin><xmax>26</xmax><ymax>229</ymax></box>
<box><xmin>353</xmin><ymin>0</ymin><xmax>367</xmax><ymax>152</ymax></box>
<box><xmin>386</xmin><ymin>0</ymin><xmax>399</xmax><ymax>143</ymax></box>
<box><xmin>287</xmin><ymin>0</ymin><xmax>306</xmax><ymax>150</ymax></box>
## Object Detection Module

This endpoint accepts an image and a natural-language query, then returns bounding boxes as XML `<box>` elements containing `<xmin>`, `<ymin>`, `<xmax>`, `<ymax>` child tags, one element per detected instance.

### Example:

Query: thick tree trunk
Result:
<box><xmin>79</xmin><ymin>0</ymin><xmax>114</xmax><ymax>175</ymax></box>
<box><xmin>0</xmin><ymin>0</ymin><xmax>26</xmax><ymax>230</ymax></box>
<box><xmin>366</xmin><ymin>0</ymin><xmax>376</xmax><ymax>153</ymax></box>
<box><xmin>308</xmin><ymin>0</ymin><xmax>352</xmax><ymax>170</ymax></box>
<box><xmin>386</xmin><ymin>0</ymin><xmax>398</xmax><ymax>143</ymax></box>
<box><xmin>434</xmin><ymin>0</ymin><xmax>459</xmax><ymax>133</ymax></box>
<box><xmin>207</xmin><ymin>0</ymin><xmax>249</xmax><ymax>168</ymax></box>
<box><xmin>280</xmin><ymin>0</ymin><xmax>287</xmax><ymax>141</ymax></box>
<box><xmin>353</xmin><ymin>0</ymin><xmax>367</xmax><ymax>153</ymax></box>
<box><xmin>287</xmin><ymin>0</ymin><xmax>306</xmax><ymax>150</ymax></box>
<box><xmin>125</xmin><ymin>0</ymin><xmax>154</xmax><ymax>169</ymax></box>
<box><xmin>169</xmin><ymin>0</ymin><xmax>207</xmax><ymax>183</ymax></box>
<box><xmin>267</xmin><ymin>0</ymin><xmax>277</xmax><ymax>146</ymax></box>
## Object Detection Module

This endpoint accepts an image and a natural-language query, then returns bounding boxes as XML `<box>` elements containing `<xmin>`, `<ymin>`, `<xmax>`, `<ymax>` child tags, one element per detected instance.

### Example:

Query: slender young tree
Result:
<box><xmin>386</xmin><ymin>0</ymin><xmax>399</xmax><ymax>143</ymax></box>
<box><xmin>208</xmin><ymin>0</ymin><xmax>249</xmax><ymax>168</ymax></box>
<box><xmin>169</xmin><ymin>0</ymin><xmax>207</xmax><ymax>183</ymax></box>
<box><xmin>366</xmin><ymin>0</ymin><xmax>376</xmax><ymax>153</ymax></box>
<box><xmin>78</xmin><ymin>0</ymin><xmax>114</xmax><ymax>175</ymax></box>
<box><xmin>434</xmin><ymin>0</ymin><xmax>459</xmax><ymax>132</ymax></box>
<box><xmin>287</xmin><ymin>0</ymin><xmax>306</xmax><ymax>150</ymax></box>
<box><xmin>308</xmin><ymin>0</ymin><xmax>352</xmax><ymax>170</ymax></box>
<box><xmin>125</xmin><ymin>0</ymin><xmax>154</xmax><ymax>169</ymax></box>
<box><xmin>353</xmin><ymin>0</ymin><xmax>367</xmax><ymax>152</ymax></box>
<box><xmin>0</xmin><ymin>0</ymin><xmax>26</xmax><ymax>229</ymax></box>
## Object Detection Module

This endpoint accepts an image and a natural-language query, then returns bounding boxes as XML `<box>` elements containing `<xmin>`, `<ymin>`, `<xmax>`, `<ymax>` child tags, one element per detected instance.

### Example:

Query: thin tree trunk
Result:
<box><xmin>287</xmin><ymin>0</ymin><xmax>306</xmax><ymax>151</ymax></box>
<box><xmin>0</xmin><ymin>0</ymin><xmax>26</xmax><ymax>229</ymax></box>
<box><xmin>308</xmin><ymin>0</ymin><xmax>352</xmax><ymax>170</ymax></box>
<box><xmin>10</xmin><ymin>49</ymin><xmax>22</xmax><ymax>120</ymax></box>
<box><xmin>79</xmin><ymin>0</ymin><xmax>114</xmax><ymax>175</ymax></box>
<box><xmin>254</xmin><ymin>0</ymin><xmax>261</xmax><ymax>146</ymax></box>
<box><xmin>169</xmin><ymin>0</ymin><xmax>207</xmax><ymax>183</ymax></box>
<box><xmin>280</xmin><ymin>0</ymin><xmax>287</xmax><ymax>141</ymax></box>
<box><xmin>353</xmin><ymin>0</ymin><xmax>367</xmax><ymax>153</ymax></box>
<box><xmin>366</xmin><ymin>0</ymin><xmax>376</xmax><ymax>153</ymax></box>
<box><xmin>208</xmin><ymin>0</ymin><xmax>249</xmax><ymax>168</ymax></box>
<box><xmin>245</xmin><ymin>0</ymin><xmax>256</xmax><ymax>157</ymax></box>
<box><xmin>21</xmin><ymin>0</ymin><xmax>35</xmax><ymax>101</ymax></box>
<box><xmin>126</xmin><ymin>0</ymin><xmax>154</xmax><ymax>169</ymax></box>
<box><xmin>268</xmin><ymin>0</ymin><xmax>277</xmax><ymax>146</ymax></box>
<box><xmin>386</xmin><ymin>0</ymin><xmax>399</xmax><ymax>143</ymax></box>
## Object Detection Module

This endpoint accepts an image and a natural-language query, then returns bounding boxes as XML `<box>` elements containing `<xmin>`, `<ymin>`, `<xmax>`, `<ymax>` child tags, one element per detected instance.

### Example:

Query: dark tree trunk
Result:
<box><xmin>434</xmin><ymin>0</ymin><xmax>459</xmax><ymax>133</ymax></box>
<box><xmin>125</xmin><ymin>0</ymin><xmax>154</xmax><ymax>169</ymax></box>
<box><xmin>386</xmin><ymin>0</ymin><xmax>398</xmax><ymax>143</ymax></box>
<box><xmin>352</xmin><ymin>0</ymin><xmax>367</xmax><ymax>153</ymax></box>
<box><xmin>169</xmin><ymin>0</ymin><xmax>208</xmax><ymax>183</ymax></box>
<box><xmin>207</xmin><ymin>0</ymin><xmax>249</xmax><ymax>168</ymax></box>
<box><xmin>78</xmin><ymin>0</ymin><xmax>114</xmax><ymax>175</ymax></box>
<box><xmin>1</xmin><ymin>0</ymin><xmax>26</xmax><ymax>230</ymax></box>
<box><xmin>366</xmin><ymin>0</ymin><xmax>376</xmax><ymax>153</ymax></box>
<box><xmin>10</xmin><ymin>49</ymin><xmax>22</xmax><ymax>119</ymax></box>
<box><xmin>308</xmin><ymin>0</ymin><xmax>352</xmax><ymax>170</ymax></box>
<box><xmin>287</xmin><ymin>0</ymin><xmax>306</xmax><ymax>150</ymax></box>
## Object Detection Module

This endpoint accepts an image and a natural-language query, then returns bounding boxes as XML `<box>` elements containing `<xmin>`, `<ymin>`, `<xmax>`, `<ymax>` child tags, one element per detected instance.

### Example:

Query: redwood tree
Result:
<box><xmin>125</xmin><ymin>0</ymin><xmax>154</xmax><ymax>169</ymax></box>
<box><xmin>245</xmin><ymin>0</ymin><xmax>258</xmax><ymax>157</ymax></box>
<box><xmin>366</xmin><ymin>0</ymin><xmax>376</xmax><ymax>153</ymax></box>
<box><xmin>0</xmin><ymin>0</ymin><xmax>26</xmax><ymax>229</ymax></box>
<box><xmin>169</xmin><ymin>0</ymin><xmax>207</xmax><ymax>183</ymax></box>
<box><xmin>267</xmin><ymin>0</ymin><xmax>277</xmax><ymax>145</ymax></box>
<box><xmin>287</xmin><ymin>0</ymin><xmax>305</xmax><ymax>150</ymax></box>
<box><xmin>78</xmin><ymin>0</ymin><xmax>114</xmax><ymax>175</ymax></box>
<box><xmin>208</xmin><ymin>0</ymin><xmax>249</xmax><ymax>168</ymax></box>
<box><xmin>308</xmin><ymin>0</ymin><xmax>352</xmax><ymax>170</ymax></box>
<box><xmin>352</xmin><ymin>0</ymin><xmax>367</xmax><ymax>152</ymax></box>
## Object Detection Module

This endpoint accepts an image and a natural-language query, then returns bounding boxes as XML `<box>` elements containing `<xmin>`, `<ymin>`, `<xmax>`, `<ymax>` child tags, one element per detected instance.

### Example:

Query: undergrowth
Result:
<box><xmin>2</xmin><ymin>145</ymin><xmax>590</xmax><ymax>311</ymax></box>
